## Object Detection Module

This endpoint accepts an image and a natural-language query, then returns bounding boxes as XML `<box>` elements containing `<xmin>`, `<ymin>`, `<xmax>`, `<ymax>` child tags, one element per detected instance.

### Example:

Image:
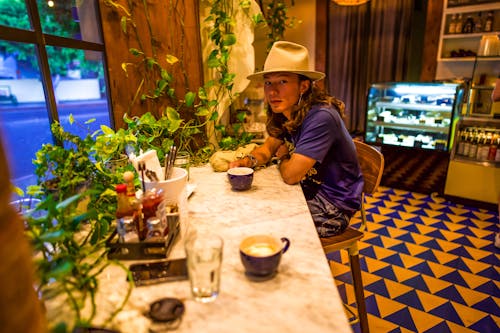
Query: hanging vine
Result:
<box><xmin>102</xmin><ymin>0</ymin><xmax>295</xmax><ymax>157</ymax></box>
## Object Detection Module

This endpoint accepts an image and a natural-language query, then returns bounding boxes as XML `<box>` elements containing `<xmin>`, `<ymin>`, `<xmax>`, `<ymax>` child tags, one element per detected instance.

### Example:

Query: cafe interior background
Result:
<box><xmin>0</xmin><ymin>0</ymin><xmax>499</xmax><ymax>332</ymax></box>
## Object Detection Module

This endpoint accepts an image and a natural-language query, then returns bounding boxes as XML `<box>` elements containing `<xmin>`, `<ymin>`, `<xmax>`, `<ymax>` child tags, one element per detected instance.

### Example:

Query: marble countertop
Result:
<box><xmin>48</xmin><ymin>164</ymin><xmax>353</xmax><ymax>333</ymax></box>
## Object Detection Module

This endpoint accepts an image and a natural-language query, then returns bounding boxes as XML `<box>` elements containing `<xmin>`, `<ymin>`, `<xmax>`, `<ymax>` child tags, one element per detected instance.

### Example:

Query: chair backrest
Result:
<box><xmin>354</xmin><ymin>140</ymin><xmax>384</xmax><ymax>195</ymax></box>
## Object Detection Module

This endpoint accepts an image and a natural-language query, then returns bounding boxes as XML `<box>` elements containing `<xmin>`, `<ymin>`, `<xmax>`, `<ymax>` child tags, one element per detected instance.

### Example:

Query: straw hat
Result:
<box><xmin>247</xmin><ymin>41</ymin><xmax>325</xmax><ymax>81</ymax></box>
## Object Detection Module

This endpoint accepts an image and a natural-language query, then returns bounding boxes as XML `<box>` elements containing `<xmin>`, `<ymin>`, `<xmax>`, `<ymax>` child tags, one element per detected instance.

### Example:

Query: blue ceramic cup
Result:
<box><xmin>239</xmin><ymin>235</ymin><xmax>290</xmax><ymax>281</ymax></box>
<box><xmin>227</xmin><ymin>167</ymin><xmax>254</xmax><ymax>191</ymax></box>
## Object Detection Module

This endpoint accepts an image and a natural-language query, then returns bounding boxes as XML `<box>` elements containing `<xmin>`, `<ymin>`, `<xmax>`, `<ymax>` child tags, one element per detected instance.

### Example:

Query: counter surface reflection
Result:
<box><xmin>90</xmin><ymin>165</ymin><xmax>353</xmax><ymax>332</ymax></box>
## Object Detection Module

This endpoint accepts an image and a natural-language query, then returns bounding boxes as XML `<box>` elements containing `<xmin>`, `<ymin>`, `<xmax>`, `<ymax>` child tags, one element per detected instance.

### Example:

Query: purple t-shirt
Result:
<box><xmin>284</xmin><ymin>105</ymin><xmax>363</xmax><ymax>215</ymax></box>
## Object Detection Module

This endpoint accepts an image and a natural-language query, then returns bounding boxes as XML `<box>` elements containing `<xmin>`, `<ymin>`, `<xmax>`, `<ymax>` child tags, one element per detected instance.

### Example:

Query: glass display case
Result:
<box><xmin>365</xmin><ymin>82</ymin><xmax>466</xmax><ymax>151</ymax></box>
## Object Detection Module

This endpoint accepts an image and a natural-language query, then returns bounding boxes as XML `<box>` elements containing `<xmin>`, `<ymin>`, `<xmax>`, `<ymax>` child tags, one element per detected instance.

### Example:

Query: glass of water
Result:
<box><xmin>184</xmin><ymin>232</ymin><xmax>223</xmax><ymax>303</ymax></box>
<box><xmin>174</xmin><ymin>151</ymin><xmax>190</xmax><ymax>180</ymax></box>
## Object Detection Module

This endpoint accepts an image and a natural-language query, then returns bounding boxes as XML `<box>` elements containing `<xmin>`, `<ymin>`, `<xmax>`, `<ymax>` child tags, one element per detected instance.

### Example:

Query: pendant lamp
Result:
<box><xmin>332</xmin><ymin>0</ymin><xmax>370</xmax><ymax>6</ymax></box>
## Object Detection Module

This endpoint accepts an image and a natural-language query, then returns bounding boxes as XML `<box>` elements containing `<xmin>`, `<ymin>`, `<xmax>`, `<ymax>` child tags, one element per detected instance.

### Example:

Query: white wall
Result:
<box><xmin>253</xmin><ymin>0</ymin><xmax>316</xmax><ymax>71</ymax></box>
<box><xmin>285</xmin><ymin>0</ymin><xmax>317</xmax><ymax>69</ymax></box>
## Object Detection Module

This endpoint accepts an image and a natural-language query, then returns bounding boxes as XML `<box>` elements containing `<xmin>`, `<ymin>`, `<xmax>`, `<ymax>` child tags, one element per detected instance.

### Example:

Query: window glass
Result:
<box><xmin>0</xmin><ymin>41</ymin><xmax>52</xmax><ymax>190</ymax></box>
<box><xmin>46</xmin><ymin>45</ymin><xmax>111</xmax><ymax>138</ymax></box>
<box><xmin>0</xmin><ymin>0</ymin><xmax>31</xmax><ymax>30</ymax></box>
<box><xmin>0</xmin><ymin>2</ymin><xmax>111</xmax><ymax>195</ymax></box>
<box><xmin>36</xmin><ymin>0</ymin><xmax>103</xmax><ymax>43</ymax></box>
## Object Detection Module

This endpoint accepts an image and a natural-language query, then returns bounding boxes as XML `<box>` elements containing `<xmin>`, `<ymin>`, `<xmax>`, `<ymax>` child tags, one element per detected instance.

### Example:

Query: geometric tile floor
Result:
<box><xmin>327</xmin><ymin>186</ymin><xmax>500</xmax><ymax>333</ymax></box>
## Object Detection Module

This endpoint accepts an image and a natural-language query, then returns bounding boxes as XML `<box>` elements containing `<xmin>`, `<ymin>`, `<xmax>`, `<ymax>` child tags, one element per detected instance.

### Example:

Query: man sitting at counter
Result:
<box><xmin>230</xmin><ymin>41</ymin><xmax>364</xmax><ymax>237</ymax></box>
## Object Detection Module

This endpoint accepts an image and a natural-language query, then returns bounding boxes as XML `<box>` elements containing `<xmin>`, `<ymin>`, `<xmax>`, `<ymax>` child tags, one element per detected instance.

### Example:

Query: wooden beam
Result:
<box><xmin>420</xmin><ymin>0</ymin><xmax>443</xmax><ymax>81</ymax></box>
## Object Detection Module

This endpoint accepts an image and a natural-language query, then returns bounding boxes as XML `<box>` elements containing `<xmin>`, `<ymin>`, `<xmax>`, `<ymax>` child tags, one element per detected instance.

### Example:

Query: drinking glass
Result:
<box><xmin>174</xmin><ymin>151</ymin><xmax>190</xmax><ymax>180</ymax></box>
<box><xmin>184</xmin><ymin>232</ymin><xmax>223</xmax><ymax>303</ymax></box>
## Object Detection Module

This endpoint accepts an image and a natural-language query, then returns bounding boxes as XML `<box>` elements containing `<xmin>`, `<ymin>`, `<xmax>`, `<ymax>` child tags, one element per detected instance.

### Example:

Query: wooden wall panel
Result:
<box><xmin>420</xmin><ymin>0</ymin><xmax>443</xmax><ymax>81</ymax></box>
<box><xmin>98</xmin><ymin>0</ymin><xmax>203</xmax><ymax>129</ymax></box>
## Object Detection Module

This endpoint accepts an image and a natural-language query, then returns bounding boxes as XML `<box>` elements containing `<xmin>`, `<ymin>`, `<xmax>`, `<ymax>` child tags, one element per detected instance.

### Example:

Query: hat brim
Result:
<box><xmin>247</xmin><ymin>69</ymin><xmax>325</xmax><ymax>81</ymax></box>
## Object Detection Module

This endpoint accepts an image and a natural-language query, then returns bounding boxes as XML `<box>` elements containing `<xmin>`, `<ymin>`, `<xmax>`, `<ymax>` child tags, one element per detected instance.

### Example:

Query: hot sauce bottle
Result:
<box><xmin>142</xmin><ymin>189</ymin><xmax>165</xmax><ymax>237</ymax></box>
<box><xmin>122</xmin><ymin>171</ymin><xmax>145</xmax><ymax>240</ymax></box>
<box><xmin>115</xmin><ymin>184</ymin><xmax>139</xmax><ymax>243</ymax></box>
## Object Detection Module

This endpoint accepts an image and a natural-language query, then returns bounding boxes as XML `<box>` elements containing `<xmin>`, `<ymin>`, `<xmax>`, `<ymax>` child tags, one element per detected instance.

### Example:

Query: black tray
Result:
<box><xmin>106</xmin><ymin>217</ymin><xmax>180</xmax><ymax>260</ymax></box>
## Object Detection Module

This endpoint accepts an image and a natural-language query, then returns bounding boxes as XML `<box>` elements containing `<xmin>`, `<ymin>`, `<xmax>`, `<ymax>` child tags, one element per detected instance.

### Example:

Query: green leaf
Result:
<box><xmin>130</xmin><ymin>48</ymin><xmax>143</xmax><ymax>56</ymax></box>
<box><xmin>157</xmin><ymin>79</ymin><xmax>168</xmax><ymax>92</ymax></box>
<box><xmin>160</xmin><ymin>69</ymin><xmax>172</xmax><ymax>82</ymax></box>
<box><xmin>207</xmin><ymin>56</ymin><xmax>220</xmax><ymax>68</ymax></box>
<box><xmin>56</xmin><ymin>193</ymin><xmax>84</xmax><ymax>211</ymax></box>
<box><xmin>236</xmin><ymin>111</ymin><xmax>247</xmax><ymax>122</ymax></box>
<box><xmin>100</xmin><ymin>125</ymin><xmax>115</xmax><ymax>135</ymax></box>
<box><xmin>223</xmin><ymin>33</ymin><xmax>237</xmax><ymax>46</ymax></box>
<box><xmin>147</xmin><ymin>58</ymin><xmax>156</xmax><ymax>68</ymax></box>
<box><xmin>185</xmin><ymin>91</ymin><xmax>195</xmax><ymax>107</ymax></box>
<box><xmin>195</xmin><ymin>107</ymin><xmax>210</xmax><ymax>117</ymax></box>
<box><xmin>120</xmin><ymin>16</ymin><xmax>127</xmax><ymax>33</ymax></box>
<box><xmin>198</xmin><ymin>87</ymin><xmax>207</xmax><ymax>100</ymax></box>
<box><xmin>40</xmin><ymin>229</ymin><xmax>66</xmax><ymax>243</ymax></box>
<box><xmin>69</xmin><ymin>114</ymin><xmax>75</xmax><ymax>125</ymax></box>
<box><xmin>166</xmin><ymin>107</ymin><xmax>181</xmax><ymax>121</ymax></box>
<box><xmin>209</xmin><ymin>111</ymin><xmax>219</xmax><ymax>121</ymax></box>
<box><xmin>48</xmin><ymin>260</ymin><xmax>74</xmax><ymax>279</ymax></box>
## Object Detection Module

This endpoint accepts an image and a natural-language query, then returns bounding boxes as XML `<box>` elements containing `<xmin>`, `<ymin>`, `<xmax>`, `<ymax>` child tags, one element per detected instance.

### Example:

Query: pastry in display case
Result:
<box><xmin>364</xmin><ymin>82</ymin><xmax>466</xmax><ymax>151</ymax></box>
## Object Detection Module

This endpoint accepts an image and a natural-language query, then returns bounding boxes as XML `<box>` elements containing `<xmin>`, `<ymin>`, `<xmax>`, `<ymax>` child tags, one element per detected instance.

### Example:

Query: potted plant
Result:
<box><xmin>25</xmin><ymin>191</ymin><xmax>132</xmax><ymax>332</ymax></box>
<box><xmin>27</xmin><ymin>119</ymin><xmax>132</xmax><ymax>332</ymax></box>
<box><xmin>91</xmin><ymin>125</ymin><xmax>137</xmax><ymax>172</ymax></box>
<box><xmin>33</xmin><ymin>121</ymin><xmax>97</xmax><ymax>199</ymax></box>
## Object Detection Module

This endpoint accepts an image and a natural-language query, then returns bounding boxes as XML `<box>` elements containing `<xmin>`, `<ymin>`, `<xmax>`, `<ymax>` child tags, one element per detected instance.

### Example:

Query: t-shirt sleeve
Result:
<box><xmin>294</xmin><ymin>108</ymin><xmax>343</xmax><ymax>163</ymax></box>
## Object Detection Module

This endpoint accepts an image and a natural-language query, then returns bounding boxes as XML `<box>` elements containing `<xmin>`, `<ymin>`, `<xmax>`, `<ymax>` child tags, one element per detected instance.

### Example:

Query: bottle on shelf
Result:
<box><xmin>495</xmin><ymin>135</ymin><xmax>500</xmax><ymax>162</ymax></box>
<box><xmin>462</xmin><ymin>128</ymin><xmax>471</xmax><ymax>157</ymax></box>
<box><xmin>455</xmin><ymin>14</ymin><xmax>463</xmax><ymax>34</ymax></box>
<box><xmin>468</xmin><ymin>129</ymin><xmax>478</xmax><ymax>158</ymax></box>
<box><xmin>448</xmin><ymin>14</ymin><xmax>457</xmax><ymax>34</ymax></box>
<box><xmin>456</xmin><ymin>129</ymin><xmax>466</xmax><ymax>155</ymax></box>
<box><xmin>476</xmin><ymin>131</ymin><xmax>489</xmax><ymax>160</ymax></box>
<box><xmin>474</xmin><ymin>12</ymin><xmax>483</xmax><ymax>33</ymax></box>
<box><xmin>462</xmin><ymin>15</ymin><xmax>474</xmax><ymax>33</ymax></box>
<box><xmin>483</xmin><ymin>11</ymin><xmax>494</xmax><ymax>33</ymax></box>
<box><xmin>487</xmin><ymin>133</ymin><xmax>498</xmax><ymax>161</ymax></box>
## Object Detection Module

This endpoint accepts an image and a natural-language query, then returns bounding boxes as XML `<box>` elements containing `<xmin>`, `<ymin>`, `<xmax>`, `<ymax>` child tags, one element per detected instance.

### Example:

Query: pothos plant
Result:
<box><xmin>27</xmin><ymin>116</ymin><xmax>133</xmax><ymax>332</ymax></box>
<box><xmin>26</xmin><ymin>191</ymin><xmax>132</xmax><ymax>332</ymax></box>
<box><xmin>102</xmin><ymin>0</ymin><xmax>296</xmax><ymax>164</ymax></box>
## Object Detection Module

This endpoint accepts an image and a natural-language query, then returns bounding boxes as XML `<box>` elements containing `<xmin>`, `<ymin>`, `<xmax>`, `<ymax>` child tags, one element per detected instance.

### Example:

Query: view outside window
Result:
<box><xmin>0</xmin><ymin>0</ymin><xmax>111</xmax><ymax>192</ymax></box>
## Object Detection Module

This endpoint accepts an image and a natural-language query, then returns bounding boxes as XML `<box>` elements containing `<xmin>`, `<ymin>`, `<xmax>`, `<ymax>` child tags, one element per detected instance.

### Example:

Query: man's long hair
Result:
<box><xmin>265</xmin><ymin>75</ymin><xmax>345</xmax><ymax>138</ymax></box>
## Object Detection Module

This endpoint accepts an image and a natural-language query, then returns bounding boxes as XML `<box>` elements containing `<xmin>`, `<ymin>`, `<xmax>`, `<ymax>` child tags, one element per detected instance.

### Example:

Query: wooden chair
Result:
<box><xmin>321</xmin><ymin>140</ymin><xmax>384</xmax><ymax>333</ymax></box>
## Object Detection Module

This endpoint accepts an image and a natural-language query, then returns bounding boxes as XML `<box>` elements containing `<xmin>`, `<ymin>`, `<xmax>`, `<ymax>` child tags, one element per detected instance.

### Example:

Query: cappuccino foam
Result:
<box><xmin>244</xmin><ymin>242</ymin><xmax>277</xmax><ymax>257</ymax></box>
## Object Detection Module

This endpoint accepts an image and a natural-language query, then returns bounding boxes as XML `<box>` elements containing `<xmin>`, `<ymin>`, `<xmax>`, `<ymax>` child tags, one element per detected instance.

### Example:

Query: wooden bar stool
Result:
<box><xmin>321</xmin><ymin>140</ymin><xmax>384</xmax><ymax>333</ymax></box>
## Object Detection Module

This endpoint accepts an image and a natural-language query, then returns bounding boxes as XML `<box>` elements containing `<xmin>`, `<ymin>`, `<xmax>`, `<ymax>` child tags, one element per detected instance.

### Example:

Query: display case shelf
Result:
<box><xmin>365</xmin><ymin>82</ymin><xmax>465</xmax><ymax>152</ymax></box>
<box><xmin>371</xmin><ymin>121</ymin><xmax>451</xmax><ymax>134</ymax></box>
<box><xmin>375</xmin><ymin>101</ymin><xmax>454</xmax><ymax>112</ymax></box>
